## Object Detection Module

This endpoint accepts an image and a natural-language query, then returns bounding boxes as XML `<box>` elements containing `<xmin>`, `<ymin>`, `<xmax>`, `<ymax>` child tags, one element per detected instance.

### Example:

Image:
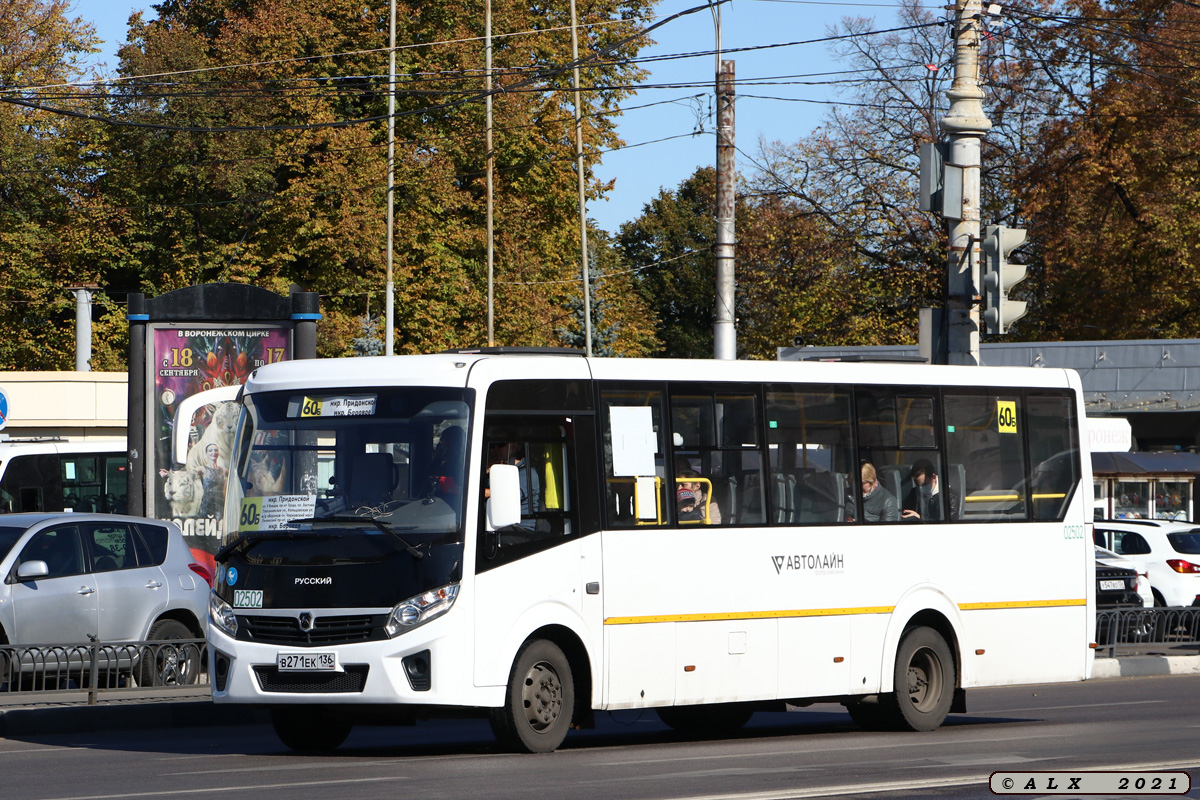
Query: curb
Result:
<box><xmin>1092</xmin><ymin>655</ymin><xmax>1200</xmax><ymax>679</ymax></box>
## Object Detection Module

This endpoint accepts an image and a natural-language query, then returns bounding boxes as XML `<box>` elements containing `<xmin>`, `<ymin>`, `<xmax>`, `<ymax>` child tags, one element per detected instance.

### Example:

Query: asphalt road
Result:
<box><xmin>0</xmin><ymin>674</ymin><xmax>1197</xmax><ymax>800</ymax></box>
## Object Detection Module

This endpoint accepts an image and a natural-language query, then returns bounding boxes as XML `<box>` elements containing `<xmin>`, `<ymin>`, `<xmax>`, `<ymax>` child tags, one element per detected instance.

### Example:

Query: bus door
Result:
<box><xmin>473</xmin><ymin>408</ymin><xmax>599</xmax><ymax>694</ymax></box>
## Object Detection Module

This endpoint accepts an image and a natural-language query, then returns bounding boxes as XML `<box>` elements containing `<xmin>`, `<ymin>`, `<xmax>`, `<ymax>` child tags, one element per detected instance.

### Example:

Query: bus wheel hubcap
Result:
<box><xmin>522</xmin><ymin>661</ymin><xmax>562</xmax><ymax>730</ymax></box>
<box><xmin>907</xmin><ymin>648</ymin><xmax>941</xmax><ymax>711</ymax></box>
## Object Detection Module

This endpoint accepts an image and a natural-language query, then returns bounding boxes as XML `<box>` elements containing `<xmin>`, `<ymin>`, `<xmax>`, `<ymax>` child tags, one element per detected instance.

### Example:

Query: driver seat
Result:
<box><xmin>349</xmin><ymin>452</ymin><xmax>395</xmax><ymax>507</ymax></box>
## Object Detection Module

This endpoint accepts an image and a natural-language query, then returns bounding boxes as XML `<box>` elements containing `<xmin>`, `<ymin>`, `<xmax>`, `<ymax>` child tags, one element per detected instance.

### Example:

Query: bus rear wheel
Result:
<box><xmin>881</xmin><ymin>626</ymin><xmax>955</xmax><ymax>732</ymax></box>
<box><xmin>270</xmin><ymin>707</ymin><xmax>353</xmax><ymax>752</ymax></box>
<box><xmin>490</xmin><ymin>639</ymin><xmax>574</xmax><ymax>753</ymax></box>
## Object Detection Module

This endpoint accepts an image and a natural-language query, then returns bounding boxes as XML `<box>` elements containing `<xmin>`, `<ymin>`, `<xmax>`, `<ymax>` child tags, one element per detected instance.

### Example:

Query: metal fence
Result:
<box><xmin>0</xmin><ymin>638</ymin><xmax>207</xmax><ymax>704</ymax></box>
<box><xmin>1095</xmin><ymin>606</ymin><xmax>1200</xmax><ymax>658</ymax></box>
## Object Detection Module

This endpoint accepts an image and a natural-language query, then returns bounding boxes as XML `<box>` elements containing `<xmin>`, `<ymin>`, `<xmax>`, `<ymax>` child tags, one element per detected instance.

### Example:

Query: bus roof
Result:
<box><xmin>241</xmin><ymin>352</ymin><xmax>1082</xmax><ymax>394</ymax></box>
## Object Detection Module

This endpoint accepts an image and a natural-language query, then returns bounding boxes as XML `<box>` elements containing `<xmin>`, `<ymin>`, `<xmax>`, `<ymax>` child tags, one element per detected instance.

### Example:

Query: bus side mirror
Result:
<box><xmin>487</xmin><ymin>464</ymin><xmax>521</xmax><ymax>530</ymax></box>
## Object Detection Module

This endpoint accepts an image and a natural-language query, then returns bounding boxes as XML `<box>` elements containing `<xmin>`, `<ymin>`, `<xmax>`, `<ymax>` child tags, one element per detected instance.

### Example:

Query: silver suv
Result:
<box><xmin>0</xmin><ymin>513</ymin><xmax>209</xmax><ymax>685</ymax></box>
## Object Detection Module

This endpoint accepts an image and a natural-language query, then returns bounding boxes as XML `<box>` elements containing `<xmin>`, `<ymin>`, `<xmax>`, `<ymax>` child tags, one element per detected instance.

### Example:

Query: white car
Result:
<box><xmin>1094</xmin><ymin>545</ymin><xmax>1152</xmax><ymax>607</ymax></box>
<box><xmin>1093</xmin><ymin>520</ymin><xmax>1200</xmax><ymax>607</ymax></box>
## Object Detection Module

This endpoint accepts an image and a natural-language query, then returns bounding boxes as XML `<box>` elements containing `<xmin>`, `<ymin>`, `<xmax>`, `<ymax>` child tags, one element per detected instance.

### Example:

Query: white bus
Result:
<box><xmin>0</xmin><ymin>438</ymin><xmax>128</xmax><ymax>515</ymax></box>
<box><xmin>205</xmin><ymin>350</ymin><xmax>1094</xmax><ymax>752</ymax></box>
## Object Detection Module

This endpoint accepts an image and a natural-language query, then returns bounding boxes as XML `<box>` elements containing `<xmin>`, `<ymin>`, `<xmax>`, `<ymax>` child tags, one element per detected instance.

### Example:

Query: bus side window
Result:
<box><xmin>945</xmin><ymin>393</ymin><xmax>1029</xmax><ymax>521</ymax></box>
<box><xmin>669</xmin><ymin>389</ymin><xmax>762</xmax><ymax>526</ymax></box>
<box><xmin>856</xmin><ymin>394</ymin><xmax>945</xmax><ymax>523</ymax></box>
<box><xmin>0</xmin><ymin>454</ymin><xmax>59</xmax><ymax>513</ymax></box>
<box><xmin>765</xmin><ymin>385</ymin><xmax>854</xmax><ymax>525</ymax></box>
<box><xmin>1026</xmin><ymin>395</ymin><xmax>1080</xmax><ymax>521</ymax></box>
<box><xmin>477</xmin><ymin>420</ymin><xmax>578</xmax><ymax>571</ymax></box>
<box><xmin>600</xmin><ymin>387</ymin><xmax>668</xmax><ymax>528</ymax></box>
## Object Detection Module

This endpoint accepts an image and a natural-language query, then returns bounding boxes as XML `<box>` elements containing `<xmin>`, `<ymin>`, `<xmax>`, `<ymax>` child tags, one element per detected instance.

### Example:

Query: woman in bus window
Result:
<box><xmin>860</xmin><ymin>462</ymin><xmax>899</xmax><ymax>522</ymax></box>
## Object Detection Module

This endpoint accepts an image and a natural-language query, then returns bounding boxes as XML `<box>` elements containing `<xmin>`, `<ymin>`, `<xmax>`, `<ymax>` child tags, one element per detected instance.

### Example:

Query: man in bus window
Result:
<box><xmin>487</xmin><ymin>441</ymin><xmax>539</xmax><ymax>527</ymax></box>
<box><xmin>901</xmin><ymin>458</ymin><xmax>943</xmax><ymax>522</ymax></box>
<box><xmin>860</xmin><ymin>462</ymin><xmax>899</xmax><ymax>522</ymax></box>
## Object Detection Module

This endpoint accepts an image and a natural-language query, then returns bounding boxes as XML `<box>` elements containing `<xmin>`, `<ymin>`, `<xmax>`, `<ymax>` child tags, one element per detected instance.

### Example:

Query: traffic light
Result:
<box><xmin>981</xmin><ymin>224</ymin><xmax>1028</xmax><ymax>335</ymax></box>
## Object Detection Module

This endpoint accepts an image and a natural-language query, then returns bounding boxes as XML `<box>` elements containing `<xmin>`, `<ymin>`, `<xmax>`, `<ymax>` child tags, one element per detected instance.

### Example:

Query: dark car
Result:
<box><xmin>1096</xmin><ymin>561</ymin><xmax>1143</xmax><ymax>607</ymax></box>
<box><xmin>1095</xmin><ymin>559</ymin><xmax>1151</xmax><ymax>645</ymax></box>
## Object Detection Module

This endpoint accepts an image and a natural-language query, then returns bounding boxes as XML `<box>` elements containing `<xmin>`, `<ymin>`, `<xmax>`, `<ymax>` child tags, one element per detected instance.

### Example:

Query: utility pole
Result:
<box><xmin>570</xmin><ymin>0</ymin><xmax>593</xmax><ymax>357</ymax></box>
<box><xmin>940</xmin><ymin>0</ymin><xmax>991</xmax><ymax>366</ymax></box>
<box><xmin>486</xmin><ymin>0</ymin><xmax>495</xmax><ymax>346</ymax></box>
<box><xmin>385</xmin><ymin>0</ymin><xmax>397</xmax><ymax>356</ymax></box>
<box><xmin>714</xmin><ymin>59</ymin><xmax>736</xmax><ymax>360</ymax></box>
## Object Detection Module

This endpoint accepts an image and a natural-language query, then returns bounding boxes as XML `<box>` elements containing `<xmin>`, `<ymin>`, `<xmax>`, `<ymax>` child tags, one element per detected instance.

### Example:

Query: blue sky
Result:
<box><xmin>75</xmin><ymin>0</ymin><xmax>901</xmax><ymax>234</ymax></box>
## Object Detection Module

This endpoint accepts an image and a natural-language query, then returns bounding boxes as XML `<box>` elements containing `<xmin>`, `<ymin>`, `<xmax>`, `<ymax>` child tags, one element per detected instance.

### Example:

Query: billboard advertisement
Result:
<box><xmin>149</xmin><ymin>326</ymin><xmax>290</xmax><ymax>568</ymax></box>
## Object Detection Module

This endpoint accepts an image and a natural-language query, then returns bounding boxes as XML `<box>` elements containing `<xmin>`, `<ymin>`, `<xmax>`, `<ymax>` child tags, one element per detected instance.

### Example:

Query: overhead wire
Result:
<box><xmin>6</xmin><ymin>1</ymin><xmax>1198</xmax><ymax>224</ymax></box>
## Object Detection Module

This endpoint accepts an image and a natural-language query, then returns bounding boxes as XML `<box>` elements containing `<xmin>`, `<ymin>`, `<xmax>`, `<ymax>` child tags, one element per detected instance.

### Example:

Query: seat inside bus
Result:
<box><xmin>348</xmin><ymin>451</ymin><xmax>396</xmax><ymax>507</ymax></box>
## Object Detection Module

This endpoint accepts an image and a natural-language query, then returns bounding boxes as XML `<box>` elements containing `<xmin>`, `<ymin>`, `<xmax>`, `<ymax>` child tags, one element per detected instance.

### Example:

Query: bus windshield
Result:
<box><xmin>222</xmin><ymin>387</ymin><xmax>472</xmax><ymax>551</ymax></box>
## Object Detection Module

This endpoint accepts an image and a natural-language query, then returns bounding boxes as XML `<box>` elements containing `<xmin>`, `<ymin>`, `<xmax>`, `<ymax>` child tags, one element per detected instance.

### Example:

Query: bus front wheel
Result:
<box><xmin>490</xmin><ymin>639</ymin><xmax>575</xmax><ymax>753</ymax></box>
<box><xmin>882</xmin><ymin>626</ymin><xmax>955</xmax><ymax>732</ymax></box>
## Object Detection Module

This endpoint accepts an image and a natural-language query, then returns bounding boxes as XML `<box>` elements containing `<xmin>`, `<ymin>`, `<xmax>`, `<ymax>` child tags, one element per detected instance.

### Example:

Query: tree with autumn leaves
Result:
<box><xmin>1011</xmin><ymin>0</ymin><xmax>1200</xmax><ymax>340</ymax></box>
<box><xmin>9</xmin><ymin>0</ymin><xmax>1200</xmax><ymax>367</ymax></box>
<box><xmin>3</xmin><ymin>0</ymin><xmax>657</xmax><ymax>363</ymax></box>
<box><xmin>632</xmin><ymin>0</ymin><xmax>1200</xmax><ymax>351</ymax></box>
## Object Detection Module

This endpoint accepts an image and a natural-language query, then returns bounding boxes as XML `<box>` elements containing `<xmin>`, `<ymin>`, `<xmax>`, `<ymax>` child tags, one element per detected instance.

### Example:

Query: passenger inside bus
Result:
<box><xmin>429</xmin><ymin>425</ymin><xmax>467</xmax><ymax>498</ymax></box>
<box><xmin>676</xmin><ymin>469</ymin><xmax>720</xmax><ymax>524</ymax></box>
<box><xmin>901</xmin><ymin>458</ymin><xmax>944</xmax><ymax>522</ymax></box>
<box><xmin>859</xmin><ymin>462</ymin><xmax>899</xmax><ymax>522</ymax></box>
<box><xmin>486</xmin><ymin>441</ymin><xmax>539</xmax><ymax>528</ymax></box>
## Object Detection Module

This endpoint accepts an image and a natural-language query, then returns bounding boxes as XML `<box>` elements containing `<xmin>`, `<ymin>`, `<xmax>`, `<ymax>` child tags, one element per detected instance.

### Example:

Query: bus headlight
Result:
<box><xmin>386</xmin><ymin>583</ymin><xmax>460</xmax><ymax>637</ymax></box>
<box><xmin>209</xmin><ymin>591</ymin><xmax>238</xmax><ymax>638</ymax></box>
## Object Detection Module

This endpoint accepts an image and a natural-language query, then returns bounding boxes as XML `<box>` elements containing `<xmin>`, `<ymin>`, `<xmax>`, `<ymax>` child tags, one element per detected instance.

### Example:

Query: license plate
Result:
<box><xmin>277</xmin><ymin>651</ymin><xmax>339</xmax><ymax>672</ymax></box>
<box><xmin>1099</xmin><ymin>580</ymin><xmax>1126</xmax><ymax>591</ymax></box>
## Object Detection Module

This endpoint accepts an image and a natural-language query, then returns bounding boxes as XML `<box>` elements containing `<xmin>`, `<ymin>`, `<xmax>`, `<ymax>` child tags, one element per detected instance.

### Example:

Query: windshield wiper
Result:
<box><xmin>217</xmin><ymin>529</ymin><xmax>319</xmax><ymax>561</ymax></box>
<box><xmin>287</xmin><ymin>515</ymin><xmax>425</xmax><ymax>560</ymax></box>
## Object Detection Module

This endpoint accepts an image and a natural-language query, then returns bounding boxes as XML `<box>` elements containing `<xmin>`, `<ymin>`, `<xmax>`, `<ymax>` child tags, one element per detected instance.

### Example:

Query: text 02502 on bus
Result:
<box><xmin>204</xmin><ymin>350</ymin><xmax>1094</xmax><ymax>753</ymax></box>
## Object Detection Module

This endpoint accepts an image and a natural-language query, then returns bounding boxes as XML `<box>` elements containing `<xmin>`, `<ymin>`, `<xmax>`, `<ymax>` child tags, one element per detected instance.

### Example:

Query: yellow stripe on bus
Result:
<box><xmin>959</xmin><ymin>599</ymin><xmax>1086</xmax><ymax>610</ymax></box>
<box><xmin>604</xmin><ymin>599</ymin><xmax>1087</xmax><ymax>625</ymax></box>
<box><xmin>604</xmin><ymin>607</ymin><xmax>895</xmax><ymax>625</ymax></box>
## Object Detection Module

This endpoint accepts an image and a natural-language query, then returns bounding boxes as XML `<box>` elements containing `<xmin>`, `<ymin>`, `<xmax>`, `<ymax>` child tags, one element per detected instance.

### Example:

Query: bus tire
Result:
<box><xmin>490</xmin><ymin>639</ymin><xmax>574</xmax><ymax>753</ymax></box>
<box><xmin>881</xmin><ymin>626</ymin><xmax>955</xmax><ymax>732</ymax></box>
<box><xmin>270</xmin><ymin>707</ymin><xmax>353</xmax><ymax>752</ymax></box>
<box><xmin>657</xmin><ymin>703</ymin><xmax>753</xmax><ymax>733</ymax></box>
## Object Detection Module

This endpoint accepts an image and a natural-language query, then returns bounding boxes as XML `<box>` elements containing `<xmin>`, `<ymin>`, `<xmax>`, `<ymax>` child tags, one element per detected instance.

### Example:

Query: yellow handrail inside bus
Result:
<box><xmin>606</xmin><ymin>476</ymin><xmax>664</xmax><ymax>524</ymax></box>
<box><xmin>964</xmin><ymin>492</ymin><xmax>1068</xmax><ymax>502</ymax></box>
<box><xmin>604</xmin><ymin>476</ymin><xmax>715</xmax><ymax>524</ymax></box>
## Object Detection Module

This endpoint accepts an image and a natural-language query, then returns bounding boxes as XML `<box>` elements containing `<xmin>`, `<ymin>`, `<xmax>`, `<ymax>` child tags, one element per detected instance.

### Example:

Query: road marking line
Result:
<box><xmin>656</xmin><ymin>760</ymin><xmax>1200</xmax><ymax>800</ymax></box>
<box><xmin>39</xmin><ymin>775</ymin><xmax>409</xmax><ymax>800</ymax></box>
<box><xmin>165</xmin><ymin>759</ymin><xmax>398</xmax><ymax>776</ymax></box>
<box><xmin>598</xmin><ymin>733</ymin><xmax>1069</xmax><ymax>766</ymax></box>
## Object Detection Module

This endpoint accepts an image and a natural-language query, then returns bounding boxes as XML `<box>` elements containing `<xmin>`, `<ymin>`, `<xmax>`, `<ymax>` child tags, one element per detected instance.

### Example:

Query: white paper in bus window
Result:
<box><xmin>635</xmin><ymin>476</ymin><xmax>659</xmax><ymax>520</ymax></box>
<box><xmin>609</xmin><ymin>406</ymin><xmax>656</xmax><ymax>477</ymax></box>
